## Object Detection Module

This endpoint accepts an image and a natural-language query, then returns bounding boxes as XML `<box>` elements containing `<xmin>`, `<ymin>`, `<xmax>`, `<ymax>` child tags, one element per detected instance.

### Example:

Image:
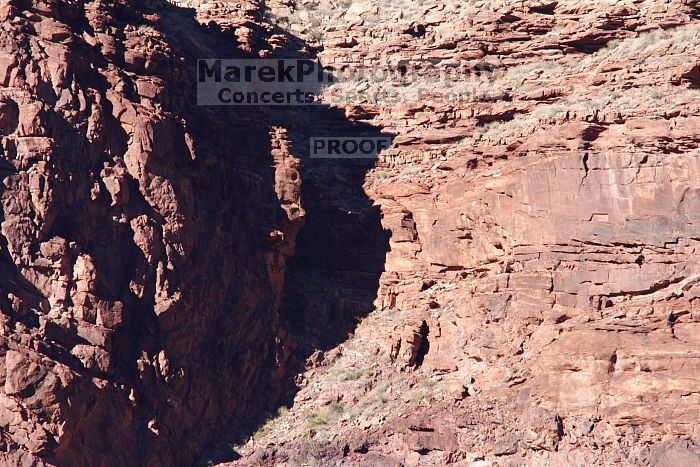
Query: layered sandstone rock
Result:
<box><xmin>226</xmin><ymin>0</ymin><xmax>700</xmax><ymax>465</ymax></box>
<box><xmin>1</xmin><ymin>0</ymin><xmax>700</xmax><ymax>465</ymax></box>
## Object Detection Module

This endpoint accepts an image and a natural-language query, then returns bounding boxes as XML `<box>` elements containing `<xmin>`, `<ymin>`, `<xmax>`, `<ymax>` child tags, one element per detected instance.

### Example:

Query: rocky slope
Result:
<box><xmin>1</xmin><ymin>0</ymin><xmax>700</xmax><ymax>466</ymax></box>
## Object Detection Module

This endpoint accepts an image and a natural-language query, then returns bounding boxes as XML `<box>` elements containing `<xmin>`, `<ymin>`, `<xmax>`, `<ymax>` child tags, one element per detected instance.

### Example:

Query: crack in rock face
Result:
<box><xmin>0</xmin><ymin>0</ymin><xmax>700</xmax><ymax>466</ymax></box>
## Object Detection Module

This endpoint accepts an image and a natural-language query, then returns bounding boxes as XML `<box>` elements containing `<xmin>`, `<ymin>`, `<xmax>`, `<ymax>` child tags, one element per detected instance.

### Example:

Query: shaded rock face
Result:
<box><xmin>278</xmin><ymin>105</ymin><xmax>392</xmax><ymax>357</ymax></box>
<box><xmin>0</xmin><ymin>0</ymin><xmax>389</xmax><ymax>465</ymax></box>
<box><xmin>2</xmin><ymin>0</ymin><xmax>700</xmax><ymax>466</ymax></box>
<box><xmin>0</xmin><ymin>0</ymin><xmax>320</xmax><ymax>465</ymax></box>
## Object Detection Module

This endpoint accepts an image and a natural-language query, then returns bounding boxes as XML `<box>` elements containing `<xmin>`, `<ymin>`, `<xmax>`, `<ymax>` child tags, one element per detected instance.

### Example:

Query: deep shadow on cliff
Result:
<box><xmin>136</xmin><ymin>1</ymin><xmax>392</xmax><ymax>465</ymax></box>
<box><xmin>279</xmin><ymin>105</ymin><xmax>392</xmax><ymax>353</ymax></box>
<box><xmin>0</xmin><ymin>0</ymin><xmax>390</xmax><ymax>464</ymax></box>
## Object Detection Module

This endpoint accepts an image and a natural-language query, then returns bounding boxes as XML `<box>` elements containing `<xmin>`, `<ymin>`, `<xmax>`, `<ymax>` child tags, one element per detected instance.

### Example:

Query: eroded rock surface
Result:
<box><xmin>1</xmin><ymin>0</ymin><xmax>700</xmax><ymax>465</ymax></box>
<box><xmin>223</xmin><ymin>0</ymin><xmax>700</xmax><ymax>465</ymax></box>
<box><xmin>0</xmin><ymin>0</ymin><xmax>305</xmax><ymax>465</ymax></box>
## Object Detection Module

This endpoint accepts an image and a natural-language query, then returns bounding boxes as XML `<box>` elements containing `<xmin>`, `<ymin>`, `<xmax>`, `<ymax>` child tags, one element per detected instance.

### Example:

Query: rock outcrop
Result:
<box><xmin>1</xmin><ymin>0</ymin><xmax>700</xmax><ymax>466</ymax></box>
<box><xmin>0</xmin><ymin>1</ymin><xmax>306</xmax><ymax>465</ymax></box>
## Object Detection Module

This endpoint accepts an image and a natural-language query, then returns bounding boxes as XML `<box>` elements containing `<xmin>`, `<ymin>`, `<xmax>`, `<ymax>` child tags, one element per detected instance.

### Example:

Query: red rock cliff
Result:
<box><xmin>1</xmin><ymin>0</ymin><xmax>700</xmax><ymax>466</ymax></box>
<box><xmin>0</xmin><ymin>0</ymin><xmax>305</xmax><ymax>465</ymax></box>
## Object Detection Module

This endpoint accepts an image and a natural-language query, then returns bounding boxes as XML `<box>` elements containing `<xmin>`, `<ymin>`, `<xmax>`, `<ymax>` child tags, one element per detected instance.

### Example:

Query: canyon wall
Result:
<box><xmin>229</xmin><ymin>0</ymin><xmax>700</xmax><ymax>465</ymax></box>
<box><xmin>0</xmin><ymin>0</ymin><xmax>699</xmax><ymax>466</ymax></box>
<box><xmin>0</xmin><ymin>1</ymin><xmax>306</xmax><ymax>465</ymax></box>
